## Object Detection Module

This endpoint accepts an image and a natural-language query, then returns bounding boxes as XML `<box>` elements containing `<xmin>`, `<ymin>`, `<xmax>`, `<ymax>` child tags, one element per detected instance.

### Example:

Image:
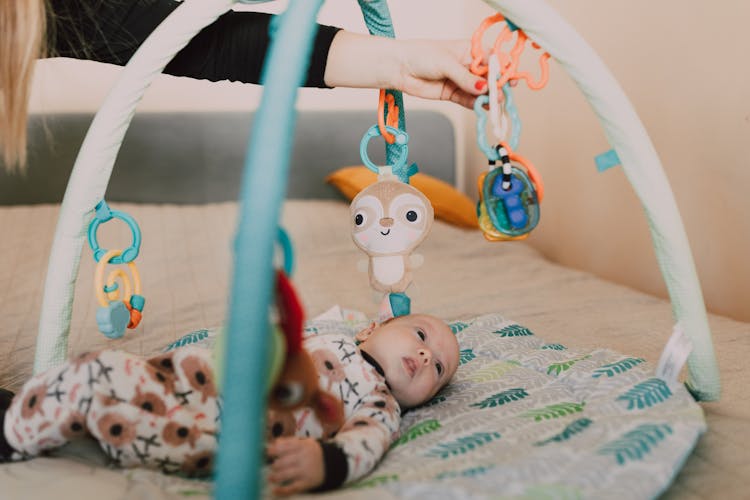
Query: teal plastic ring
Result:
<box><xmin>474</xmin><ymin>85</ymin><xmax>522</xmax><ymax>160</ymax></box>
<box><xmin>359</xmin><ymin>124</ymin><xmax>409</xmax><ymax>174</ymax></box>
<box><xmin>87</xmin><ymin>200</ymin><xmax>142</xmax><ymax>264</ymax></box>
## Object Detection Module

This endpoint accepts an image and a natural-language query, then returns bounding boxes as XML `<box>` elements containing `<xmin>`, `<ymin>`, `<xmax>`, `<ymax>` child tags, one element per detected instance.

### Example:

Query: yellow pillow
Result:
<box><xmin>326</xmin><ymin>166</ymin><xmax>478</xmax><ymax>228</ymax></box>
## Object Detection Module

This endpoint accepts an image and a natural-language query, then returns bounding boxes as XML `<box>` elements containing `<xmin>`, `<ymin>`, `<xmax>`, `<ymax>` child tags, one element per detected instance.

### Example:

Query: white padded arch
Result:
<box><xmin>485</xmin><ymin>0</ymin><xmax>720</xmax><ymax>400</ymax></box>
<box><xmin>33</xmin><ymin>0</ymin><xmax>236</xmax><ymax>374</ymax></box>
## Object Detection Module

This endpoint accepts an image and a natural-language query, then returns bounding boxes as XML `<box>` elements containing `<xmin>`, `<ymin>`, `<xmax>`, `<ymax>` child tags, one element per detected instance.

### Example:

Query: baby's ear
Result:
<box><xmin>354</xmin><ymin>322</ymin><xmax>376</xmax><ymax>344</ymax></box>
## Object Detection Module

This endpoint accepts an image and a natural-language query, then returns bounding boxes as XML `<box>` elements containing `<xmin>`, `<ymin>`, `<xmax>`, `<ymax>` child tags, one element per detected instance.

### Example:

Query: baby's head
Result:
<box><xmin>356</xmin><ymin>314</ymin><xmax>459</xmax><ymax>409</ymax></box>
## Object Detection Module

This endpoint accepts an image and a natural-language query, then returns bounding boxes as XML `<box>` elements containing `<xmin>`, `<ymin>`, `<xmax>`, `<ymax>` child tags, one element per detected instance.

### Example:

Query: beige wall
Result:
<box><xmin>29</xmin><ymin>1</ymin><xmax>749</xmax><ymax>321</ymax></box>
<box><xmin>463</xmin><ymin>0</ymin><xmax>749</xmax><ymax>321</ymax></box>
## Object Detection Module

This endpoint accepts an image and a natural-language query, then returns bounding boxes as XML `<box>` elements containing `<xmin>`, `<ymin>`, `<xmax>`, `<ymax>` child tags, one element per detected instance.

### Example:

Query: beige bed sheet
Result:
<box><xmin>0</xmin><ymin>200</ymin><xmax>747</xmax><ymax>499</ymax></box>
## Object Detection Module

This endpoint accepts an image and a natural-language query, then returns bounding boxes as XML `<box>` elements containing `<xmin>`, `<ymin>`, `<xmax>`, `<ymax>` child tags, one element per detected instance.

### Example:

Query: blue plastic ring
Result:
<box><xmin>473</xmin><ymin>85</ymin><xmax>522</xmax><ymax>160</ymax></box>
<box><xmin>87</xmin><ymin>200</ymin><xmax>142</xmax><ymax>264</ymax></box>
<box><xmin>359</xmin><ymin>124</ymin><xmax>409</xmax><ymax>174</ymax></box>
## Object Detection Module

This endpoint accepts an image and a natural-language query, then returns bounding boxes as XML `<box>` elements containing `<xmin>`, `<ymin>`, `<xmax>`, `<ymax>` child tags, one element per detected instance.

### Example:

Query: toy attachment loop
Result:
<box><xmin>494</xmin><ymin>144</ymin><xmax>514</xmax><ymax>191</ymax></box>
<box><xmin>492</xmin><ymin>142</ymin><xmax>544</xmax><ymax>202</ymax></box>
<box><xmin>359</xmin><ymin>124</ymin><xmax>412</xmax><ymax>182</ymax></box>
<box><xmin>470</xmin><ymin>12</ymin><xmax>550</xmax><ymax>92</ymax></box>
<box><xmin>276</xmin><ymin>226</ymin><xmax>295</xmax><ymax>277</ymax></box>
<box><xmin>94</xmin><ymin>248</ymin><xmax>145</xmax><ymax>338</ymax></box>
<box><xmin>87</xmin><ymin>200</ymin><xmax>142</xmax><ymax>264</ymax></box>
<box><xmin>378</xmin><ymin>90</ymin><xmax>400</xmax><ymax>144</ymax></box>
<box><xmin>470</xmin><ymin>13</ymin><xmax>506</xmax><ymax>76</ymax></box>
<box><xmin>475</xmin><ymin>91</ymin><xmax>522</xmax><ymax>156</ymax></box>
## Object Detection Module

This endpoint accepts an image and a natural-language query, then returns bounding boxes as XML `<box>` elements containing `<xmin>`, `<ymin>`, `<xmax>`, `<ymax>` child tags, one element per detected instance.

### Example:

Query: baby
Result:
<box><xmin>0</xmin><ymin>313</ymin><xmax>459</xmax><ymax>495</ymax></box>
<box><xmin>266</xmin><ymin>313</ymin><xmax>459</xmax><ymax>494</ymax></box>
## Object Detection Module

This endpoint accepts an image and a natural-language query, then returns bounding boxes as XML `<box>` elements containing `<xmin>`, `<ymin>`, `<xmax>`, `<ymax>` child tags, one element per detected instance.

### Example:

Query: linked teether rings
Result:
<box><xmin>88</xmin><ymin>200</ymin><xmax>145</xmax><ymax>338</ymax></box>
<box><xmin>469</xmin><ymin>12</ymin><xmax>550</xmax><ymax>243</ymax></box>
<box><xmin>95</xmin><ymin>249</ymin><xmax>145</xmax><ymax>338</ymax></box>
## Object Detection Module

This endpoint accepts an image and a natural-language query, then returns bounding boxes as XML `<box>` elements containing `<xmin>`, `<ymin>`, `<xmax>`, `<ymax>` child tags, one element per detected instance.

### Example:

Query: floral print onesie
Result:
<box><xmin>1</xmin><ymin>327</ymin><xmax>401</xmax><ymax>490</ymax></box>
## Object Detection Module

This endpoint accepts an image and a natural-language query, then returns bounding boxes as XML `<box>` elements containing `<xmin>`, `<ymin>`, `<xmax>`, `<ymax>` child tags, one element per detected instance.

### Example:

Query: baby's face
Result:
<box><xmin>357</xmin><ymin>314</ymin><xmax>459</xmax><ymax>408</ymax></box>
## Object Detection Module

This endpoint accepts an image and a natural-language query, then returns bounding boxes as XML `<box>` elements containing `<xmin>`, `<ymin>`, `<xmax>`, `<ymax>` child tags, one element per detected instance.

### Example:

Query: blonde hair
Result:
<box><xmin>1</xmin><ymin>0</ymin><xmax>47</xmax><ymax>172</ymax></box>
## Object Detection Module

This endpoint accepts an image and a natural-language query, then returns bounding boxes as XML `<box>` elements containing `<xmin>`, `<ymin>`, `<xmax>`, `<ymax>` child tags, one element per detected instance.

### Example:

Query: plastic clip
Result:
<box><xmin>359</xmin><ymin>124</ymin><xmax>412</xmax><ymax>183</ymax></box>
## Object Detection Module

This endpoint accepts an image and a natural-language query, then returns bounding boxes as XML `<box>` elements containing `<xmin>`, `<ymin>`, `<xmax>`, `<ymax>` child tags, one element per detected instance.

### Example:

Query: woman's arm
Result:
<box><xmin>50</xmin><ymin>0</ymin><xmax>486</xmax><ymax>102</ymax></box>
<box><xmin>49</xmin><ymin>1</ymin><xmax>340</xmax><ymax>88</ymax></box>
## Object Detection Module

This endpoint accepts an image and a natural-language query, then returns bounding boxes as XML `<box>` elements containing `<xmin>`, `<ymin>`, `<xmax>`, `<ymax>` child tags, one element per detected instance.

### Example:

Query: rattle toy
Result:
<box><xmin>351</xmin><ymin>173</ymin><xmax>433</xmax><ymax>294</ymax></box>
<box><xmin>351</xmin><ymin>109</ymin><xmax>434</xmax><ymax>295</ymax></box>
<box><xmin>476</xmin><ymin>143</ymin><xmax>544</xmax><ymax>241</ymax></box>
<box><xmin>470</xmin><ymin>12</ymin><xmax>550</xmax><ymax>241</ymax></box>
<box><xmin>345</xmin><ymin>72</ymin><xmax>434</xmax><ymax>318</ymax></box>
<box><xmin>88</xmin><ymin>200</ymin><xmax>145</xmax><ymax>338</ymax></box>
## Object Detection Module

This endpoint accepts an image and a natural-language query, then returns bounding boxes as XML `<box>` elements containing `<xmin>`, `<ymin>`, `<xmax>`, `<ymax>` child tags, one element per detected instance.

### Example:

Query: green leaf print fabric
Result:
<box><xmin>168</xmin><ymin>311</ymin><xmax>705</xmax><ymax>498</ymax></box>
<box><xmin>301</xmin><ymin>312</ymin><xmax>705</xmax><ymax>499</ymax></box>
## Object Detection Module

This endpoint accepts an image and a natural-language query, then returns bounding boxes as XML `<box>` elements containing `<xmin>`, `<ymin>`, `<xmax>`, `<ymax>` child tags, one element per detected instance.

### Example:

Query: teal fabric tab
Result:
<box><xmin>389</xmin><ymin>292</ymin><xmax>411</xmax><ymax>317</ymax></box>
<box><xmin>595</xmin><ymin>149</ymin><xmax>621</xmax><ymax>172</ymax></box>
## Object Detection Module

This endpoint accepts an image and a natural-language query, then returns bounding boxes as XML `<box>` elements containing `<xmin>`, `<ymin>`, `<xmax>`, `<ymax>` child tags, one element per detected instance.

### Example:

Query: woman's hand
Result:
<box><xmin>325</xmin><ymin>32</ymin><xmax>486</xmax><ymax>109</ymax></box>
<box><xmin>267</xmin><ymin>436</ymin><xmax>325</xmax><ymax>496</ymax></box>
<box><xmin>394</xmin><ymin>39</ymin><xmax>487</xmax><ymax>109</ymax></box>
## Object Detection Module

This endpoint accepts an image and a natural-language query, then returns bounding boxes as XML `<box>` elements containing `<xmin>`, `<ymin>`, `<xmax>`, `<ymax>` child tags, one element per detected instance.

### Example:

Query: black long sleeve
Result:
<box><xmin>48</xmin><ymin>0</ymin><xmax>342</xmax><ymax>88</ymax></box>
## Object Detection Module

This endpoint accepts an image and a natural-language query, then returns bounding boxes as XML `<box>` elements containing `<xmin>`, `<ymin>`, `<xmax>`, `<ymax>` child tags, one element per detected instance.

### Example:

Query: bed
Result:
<box><xmin>0</xmin><ymin>112</ymin><xmax>747</xmax><ymax>499</ymax></box>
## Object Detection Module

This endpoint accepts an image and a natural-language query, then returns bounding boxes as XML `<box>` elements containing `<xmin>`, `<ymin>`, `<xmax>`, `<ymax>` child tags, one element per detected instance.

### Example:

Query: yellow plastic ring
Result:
<box><xmin>95</xmin><ymin>249</ymin><xmax>142</xmax><ymax>307</ymax></box>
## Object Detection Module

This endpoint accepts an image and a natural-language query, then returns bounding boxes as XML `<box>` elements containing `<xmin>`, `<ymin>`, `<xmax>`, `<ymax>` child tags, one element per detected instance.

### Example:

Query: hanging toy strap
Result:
<box><xmin>356</xmin><ymin>0</ymin><xmax>416</xmax><ymax>184</ymax></box>
<box><xmin>357</xmin><ymin>0</ymin><xmax>406</xmax><ymax>169</ymax></box>
<box><xmin>359</xmin><ymin>124</ymin><xmax>414</xmax><ymax>182</ymax></box>
<box><xmin>378</xmin><ymin>89</ymin><xmax>400</xmax><ymax>144</ymax></box>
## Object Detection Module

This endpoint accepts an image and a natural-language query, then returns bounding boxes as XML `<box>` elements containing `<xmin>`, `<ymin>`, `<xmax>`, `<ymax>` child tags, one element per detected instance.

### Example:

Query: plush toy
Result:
<box><xmin>267</xmin><ymin>271</ymin><xmax>344</xmax><ymax>427</ymax></box>
<box><xmin>350</xmin><ymin>172</ymin><xmax>434</xmax><ymax>294</ymax></box>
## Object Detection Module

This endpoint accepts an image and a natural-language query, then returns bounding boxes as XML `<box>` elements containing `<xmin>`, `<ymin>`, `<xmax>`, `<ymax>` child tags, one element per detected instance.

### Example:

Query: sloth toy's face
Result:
<box><xmin>350</xmin><ymin>180</ymin><xmax>434</xmax><ymax>256</ymax></box>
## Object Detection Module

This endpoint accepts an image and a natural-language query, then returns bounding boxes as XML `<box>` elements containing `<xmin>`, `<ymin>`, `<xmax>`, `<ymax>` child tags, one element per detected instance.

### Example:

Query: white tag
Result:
<box><xmin>656</xmin><ymin>323</ymin><xmax>693</xmax><ymax>386</ymax></box>
<box><xmin>312</xmin><ymin>305</ymin><xmax>344</xmax><ymax>322</ymax></box>
<box><xmin>488</xmin><ymin>56</ymin><xmax>503</xmax><ymax>139</ymax></box>
<box><xmin>376</xmin><ymin>295</ymin><xmax>395</xmax><ymax>324</ymax></box>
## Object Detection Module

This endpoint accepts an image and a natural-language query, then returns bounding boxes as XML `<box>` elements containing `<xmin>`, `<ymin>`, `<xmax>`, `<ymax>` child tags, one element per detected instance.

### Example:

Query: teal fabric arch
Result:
<box><xmin>216</xmin><ymin>2</ymin><xmax>404</xmax><ymax>496</ymax></box>
<box><xmin>214</xmin><ymin>1</ymin><xmax>325</xmax><ymax>496</ymax></box>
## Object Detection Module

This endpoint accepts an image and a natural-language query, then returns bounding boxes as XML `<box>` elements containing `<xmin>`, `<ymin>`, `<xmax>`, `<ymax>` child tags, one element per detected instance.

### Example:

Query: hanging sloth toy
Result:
<box><xmin>350</xmin><ymin>172</ymin><xmax>434</xmax><ymax>294</ymax></box>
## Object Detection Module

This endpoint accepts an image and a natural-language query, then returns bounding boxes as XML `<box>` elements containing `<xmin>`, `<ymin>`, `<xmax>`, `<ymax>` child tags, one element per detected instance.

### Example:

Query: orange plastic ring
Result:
<box><xmin>470</xmin><ymin>13</ymin><xmax>506</xmax><ymax>76</ymax></box>
<box><xmin>508</xmin><ymin>149</ymin><xmax>544</xmax><ymax>202</ymax></box>
<box><xmin>377</xmin><ymin>89</ymin><xmax>400</xmax><ymax>144</ymax></box>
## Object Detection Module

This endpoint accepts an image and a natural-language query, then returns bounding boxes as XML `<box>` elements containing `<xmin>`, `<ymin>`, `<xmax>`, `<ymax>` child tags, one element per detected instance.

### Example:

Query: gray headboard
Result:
<box><xmin>0</xmin><ymin>110</ymin><xmax>455</xmax><ymax>205</ymax></box>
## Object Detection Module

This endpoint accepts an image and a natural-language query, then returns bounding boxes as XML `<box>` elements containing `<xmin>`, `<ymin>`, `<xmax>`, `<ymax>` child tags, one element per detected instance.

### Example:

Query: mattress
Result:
<box><xmin>1</xmin><ymin>200</ymin><xmax>747</xmax><ymax>499</ymax></box>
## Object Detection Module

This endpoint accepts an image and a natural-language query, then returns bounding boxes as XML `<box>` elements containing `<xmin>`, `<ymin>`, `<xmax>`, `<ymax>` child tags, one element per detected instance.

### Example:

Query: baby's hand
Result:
<box><xmin>267</xmin><ymin>436</ymin><xmax>325</xmax><ymax>496</ymax></box>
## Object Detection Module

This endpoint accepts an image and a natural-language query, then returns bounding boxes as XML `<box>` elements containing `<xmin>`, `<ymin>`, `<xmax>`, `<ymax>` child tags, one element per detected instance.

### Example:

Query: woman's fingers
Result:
<box><xmin>439</xmin><ymin>56</ymin><xmax>486</xmax><ymax>97</ymax></box>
